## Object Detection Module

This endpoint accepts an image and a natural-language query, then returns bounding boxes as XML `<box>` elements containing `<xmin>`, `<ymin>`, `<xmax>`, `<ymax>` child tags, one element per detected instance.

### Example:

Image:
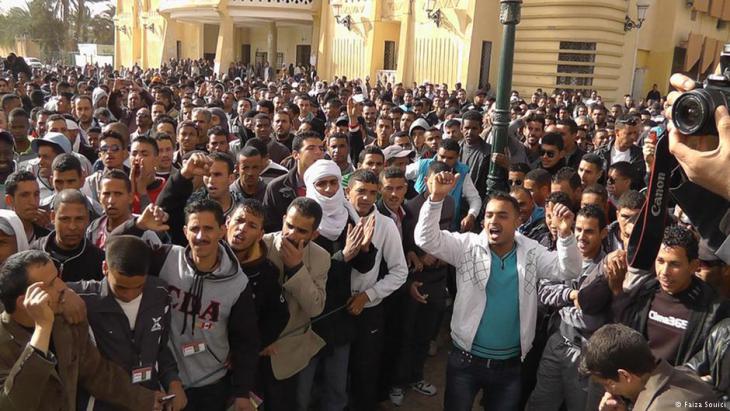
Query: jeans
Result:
<box><xmin>296</xmin><ymin>344</ymin><xmax>350</xmax><ymax>411</ymax></box>
<box><xmin>183</xmin><ymin>376</ymin><xmax>230</xmax><ymax>411</ymax></box>
<box><xmin>526</xmin><ymin>332</ymin><xmax>589</xmax><ymax>411</ymax></box>
<box><xmin>444</xmin><ymin>348</ymin><xmax>522</xmax><ymax>411</ymax></box>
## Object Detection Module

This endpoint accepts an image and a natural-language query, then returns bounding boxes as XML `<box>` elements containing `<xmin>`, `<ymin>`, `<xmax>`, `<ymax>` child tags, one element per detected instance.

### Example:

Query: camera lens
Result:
<box><xmin>672</xmin><ymin>92</ymin><xmax>710</xmax><ymax>135</ymax></box>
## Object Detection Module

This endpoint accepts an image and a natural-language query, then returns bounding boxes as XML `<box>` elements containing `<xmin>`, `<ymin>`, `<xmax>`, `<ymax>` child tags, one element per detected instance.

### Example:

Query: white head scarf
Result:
<box><xmin>304</xmin><ymin>159</ymin><xmax>356</xmax><ymax>241</ymax></box>
<box><xmin>0</xmin><ymin>209</ymin><xmax>29</xmax><ymax>257</ymax></box>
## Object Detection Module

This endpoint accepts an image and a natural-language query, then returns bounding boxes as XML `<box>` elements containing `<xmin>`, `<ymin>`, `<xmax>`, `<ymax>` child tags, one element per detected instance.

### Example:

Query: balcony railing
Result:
<box><xmin>376</xmin><ymin>70</ymin><xmax>397</xmax><ymax>85</ymax></box>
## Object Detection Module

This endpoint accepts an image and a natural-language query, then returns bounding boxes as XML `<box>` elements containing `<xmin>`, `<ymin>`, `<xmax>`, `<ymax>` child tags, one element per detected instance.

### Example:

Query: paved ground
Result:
<box><xmin>378</xmin><ymin>322</ymin><xmax>483</xmax><ymax>411</ymax></box>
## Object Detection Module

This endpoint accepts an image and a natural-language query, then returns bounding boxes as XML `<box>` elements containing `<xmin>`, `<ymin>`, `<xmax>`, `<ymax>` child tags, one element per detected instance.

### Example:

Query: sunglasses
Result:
<box><xmin>99</xmin><ymin>144</ymin><xmax>123</xmax><ymax>153</ymax></box>
<box><xmin>539</xmin><ymin>149</ymin><xmax>557</xmax><ymax>159</ymax></box>
<box><xmin>509</xmin><ymin>179</ymin><xmax>523</xmax><ymax>186</ymax></box>
<box><xmin>616</xmin><ymin>117</ymin><xmax>638</xmax><ymax>126</ymax></box>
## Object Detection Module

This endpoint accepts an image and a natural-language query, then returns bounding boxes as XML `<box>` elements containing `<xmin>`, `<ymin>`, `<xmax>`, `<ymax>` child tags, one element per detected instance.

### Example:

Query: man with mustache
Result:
<box><xmin>111</xmin><ymin>200</ymin><xmax>259</xmax><ymax>411</ymax></box>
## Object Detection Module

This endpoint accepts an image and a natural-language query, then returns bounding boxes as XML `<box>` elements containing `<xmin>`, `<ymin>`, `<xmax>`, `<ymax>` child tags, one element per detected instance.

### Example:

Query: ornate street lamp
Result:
<box><xmin>332</xmin><ymin>2</ymin><xmax>352</xmax><ymax>30</ymax></box>
<box><xmin>624</xmin><ymin>0</ymin><xmax>650</xmax><ymax>31</ymax></box>
<box><xmin>486</xmin><ymin>0</ymin><xmax>522</xmax><ymax>195</ymax></box>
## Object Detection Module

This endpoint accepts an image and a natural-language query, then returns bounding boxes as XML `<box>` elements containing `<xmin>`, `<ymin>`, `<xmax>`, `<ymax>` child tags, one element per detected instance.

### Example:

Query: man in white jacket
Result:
<box><xmin>415</xmin><ymin>171</ymin><xmax>581</xmax><ymax>411</ymax></box>
<box><xmin>345</xmin><ymin>169</ymin><xmax>408</xmax><ymax>411</ymax></box>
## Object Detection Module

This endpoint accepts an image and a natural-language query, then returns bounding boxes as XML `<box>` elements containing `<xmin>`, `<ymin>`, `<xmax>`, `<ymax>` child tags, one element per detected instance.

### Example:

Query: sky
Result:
<box><xmin>0</xmin><ymin>0</ymin><xmax>113</xmax><ymax>15</ymax></box>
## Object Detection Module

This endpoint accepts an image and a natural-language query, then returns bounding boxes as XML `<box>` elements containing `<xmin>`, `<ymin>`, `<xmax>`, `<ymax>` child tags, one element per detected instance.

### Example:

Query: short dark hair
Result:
<box><xmin>546</xmin><ymin>191</ymin><xmax>572</xmax><ymax>209</ymax></box>
<box><xmin>132</xmin><ymin>135</ymin><xmax>159</xmax><ymax>155</ymax></box>
<box><xmin>525</xmin><ymin>168</ymin><xmax>551</xmax><ymax>188</ymax></box>
<box><xmin>438</xmin><ymin>139</ymin><xmax>460</xmax><ymax>154</ymax></box>
<box><xmin>208</xmin><ymin>151</ymin><xmax>235</xmax><ymax>175</ymax></box>
<box><xmin>577</xmin><ymin>204</ymin><xmax>607</xmax><ymax>230</ymax></box>
<box><xmin>380</xmin><ymin>167</ymin><xmax>406</xmax><ymax>182</ymax></box>
<box><xmin>509</xmin><ymin>162</ymin><xmax>531</xmax><ymax>174</ymax></box>
<box><xmin>486</xmin><ymin>191</ymin><xmax>520</xmax><ymax>214</ymax></box>
<box><xmin>101</xmin><ymin>169</ymin><xmax>132</xmax><ymax>193</ymax></box>
<box><xmin>185</xmin><ymin>198</ymin><xmax>225</xmax><ymax>226</ymax></box>
<box><xmin>582</xmin><ymin>184</ymin><xmax>608</xmax><ymax>203</ymax></box>
<box><xmin>292</xmin><ymin>131</ymin><xmax>323</xmax><ymax>152</ymax></box>
<box><xmin>609</xmin><ymin>161</ymin><xmax>636</xmax><ymax>184</ymax></box>
<box><xmin>0</xmin><ymin>250</ymin><xmax>53</xmax><ymax>313</ymax></box>
<box><xmin>244</xmin><ymin>137</ymin><xmax>269</xmax><ymax>157</ymax></box>
<box><xmin>232</xmin><ymin>198</ymin><xmax>266</xmax><ymax>222</ymax></box>
<box><xmin>287</xmin><ymin>197</ymin><xmax>323</xmax><ymax>231</ymax></box>
<box><xmin>5</xmin><ymin>170</ymin><xmax>37</xmax><ymax>197</ymax></box>
<box><xmin>617</xmin><ymin>190</ymin><xmax>645</xmax><ymax>210</ymax></box>
<box><xmin>579</xmin><ymin>323</ymin><xmax>655</xmax><ymax>380</ymax></box>
<box><xmin>348</xmin><ymin>169</ymin><xmax>380</xmax><ymax>187</ymax></box>
<box><xmin>427</xmin><ymin>160</ymin><xmax>452</xmax><ymax>176</ymax></box>
<box><xmin>206</xmin><ymin>126</ymin><xmax>227</xmax><ymax>139</ymax></box>
<box><xmin>462</xmin><ymin>110</ymin><xmax>482</xmax><ymax>123</ymax></box>
<box><xmin>541</xmin><ymin>132</ymin><xmax>564</xmax><ymax>150</ymax></box>
<box><xmin>327</xmin><ymin>132</ymin><xmax>349</xmax><ymax>146</ymax></box>
<box><xmin>238</xmin><ymin>146</ymin><xmax>261</xmax><ymax>159</ymax></box>
<box><xmin>556</xmin><ymin>118</ymin><xmax>578</xmax><ymax>134</ymax></box>
<box><xmin>101</xmin><ymin>130</ymin><xmax>127</xmax><ymax>149</ymax></box>
<box><xmin>358</xmin><ymin>146</ymin><xmax>384</xmax><ymax>165</ymax></box>
<box><xmin>661</xmin><ymin>225</ymin><xmax>699</xmax><ymax>261</ymax></box>
<box><xmin>105</xmin><ymin>236</ymin><xmax>151</xmax><ymax>277</ymax></box>
<box><xmin>52</xmin><ymin>189</ymin><xmax>89</xmax><ymax>211</ymax></box>
<box><xmin>51</xmin><ymin>153</ymin><xmax>82</xmax><ymax>175</ymax></box>
<box><xmin>581</xmin><ymin>153</ymin><xmax>604</xmax><ymax>169</ymax></box>
<box><xmin>553</xmin><ymin>167</ymin><xmax>581</xmax><ymax>190</ymax></box>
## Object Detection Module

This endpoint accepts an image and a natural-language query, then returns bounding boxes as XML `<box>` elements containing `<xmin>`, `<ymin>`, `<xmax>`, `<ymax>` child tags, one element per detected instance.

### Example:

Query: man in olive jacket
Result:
<box><xmin>0</xmin><ymin>250</ymin><xmax>161</xmax><ymax>411</ymax></box>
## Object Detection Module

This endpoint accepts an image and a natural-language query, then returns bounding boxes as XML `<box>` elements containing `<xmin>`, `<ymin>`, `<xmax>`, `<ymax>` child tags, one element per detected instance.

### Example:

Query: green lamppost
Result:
<box><xmin>486</xmin><ymin>0</ymin><xmax>522</xmax><ymax>195</ymax></box>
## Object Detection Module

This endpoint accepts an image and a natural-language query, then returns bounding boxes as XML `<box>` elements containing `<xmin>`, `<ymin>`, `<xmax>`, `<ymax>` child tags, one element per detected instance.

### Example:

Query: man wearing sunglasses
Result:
<box><xmin>536</xmin><ymin>132</ymin><xmax>566</xmax><ymax>176</ymax></box>
<box><xmin>82</xmin><ymin>131</ymin><xmax>129</xmax><ymax>202</ymax></box>
<box><xmin>595</xmin><ymin>115</ymin><xmax>646</xmax><ymax>188</ymax></box>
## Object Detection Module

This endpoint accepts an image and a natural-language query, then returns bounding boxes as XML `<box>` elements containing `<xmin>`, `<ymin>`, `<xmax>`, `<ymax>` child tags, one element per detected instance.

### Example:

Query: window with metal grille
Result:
<box><xmin>556</xmin><ymin>41</ymin><xmax>596</xmax><ymax>88</ymax></box>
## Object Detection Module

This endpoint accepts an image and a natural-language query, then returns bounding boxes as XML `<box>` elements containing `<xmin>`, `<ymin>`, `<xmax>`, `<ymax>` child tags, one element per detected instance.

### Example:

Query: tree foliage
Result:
<box><xmin>0</xmin><ymin>0</ymin><xmax>115</xmax><ymax>61</ymax></box>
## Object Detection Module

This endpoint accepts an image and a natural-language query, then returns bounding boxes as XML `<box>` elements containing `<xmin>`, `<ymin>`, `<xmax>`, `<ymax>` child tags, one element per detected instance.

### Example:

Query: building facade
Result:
<box><xmin>114</xmin><ymin>0</ymin><xmax>730</xmax><ymax>103</ymax></box>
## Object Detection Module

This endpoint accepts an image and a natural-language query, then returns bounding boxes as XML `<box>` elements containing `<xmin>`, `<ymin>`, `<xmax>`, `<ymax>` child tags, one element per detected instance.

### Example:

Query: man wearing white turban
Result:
<box><xmin>298</xmin><ymin>159</ymin><xmax>379</xmax><ymax>411</ymax></box>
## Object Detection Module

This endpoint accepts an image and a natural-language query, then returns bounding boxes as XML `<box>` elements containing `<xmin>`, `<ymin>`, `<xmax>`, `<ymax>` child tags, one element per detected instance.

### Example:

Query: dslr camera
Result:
<box><xmin>673</xmin><ymin>43</ymin><xmax>730</xmax><ymax>135</ymax></box>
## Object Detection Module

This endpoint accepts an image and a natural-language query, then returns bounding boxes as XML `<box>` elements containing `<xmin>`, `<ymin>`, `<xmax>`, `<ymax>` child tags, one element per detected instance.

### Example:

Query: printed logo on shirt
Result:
<box><xmin>648</xmin><ymin>310</ymin><xmax>688</xmax><ymax>330</ymax></box>
<box><xmin>168</xmin><ymin>285</ymin><xmax>221</xmax><ymax>323</ymax></box>
<box><xmin>150</xmin><ymin>316</ymin><xmax>163</xmax><ymax>332</ymax></box>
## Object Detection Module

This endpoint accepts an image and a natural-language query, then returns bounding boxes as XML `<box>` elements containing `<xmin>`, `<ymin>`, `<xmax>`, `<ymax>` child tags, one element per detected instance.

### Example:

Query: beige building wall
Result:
<box><xmin>115</xmin><ymin>0</ymin><xmax>730</xmax><ymax>104</ymax></box>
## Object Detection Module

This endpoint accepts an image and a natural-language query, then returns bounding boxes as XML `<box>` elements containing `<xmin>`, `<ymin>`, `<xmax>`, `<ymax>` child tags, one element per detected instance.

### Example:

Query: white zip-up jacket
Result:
<box><xmin>350</xmin><ymin>208</ymin><xmax>408</xmax><ymax>307</ymax></box>
<box><xmin>415</xmin><ymin>199</ymin><xmax>581</xmax><ymax>360</ymax></box>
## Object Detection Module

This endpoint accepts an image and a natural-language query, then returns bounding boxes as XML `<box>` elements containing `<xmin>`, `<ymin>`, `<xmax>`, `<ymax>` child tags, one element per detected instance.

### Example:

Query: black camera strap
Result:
<box><xmin>627</xmin><ymin>130</ymin><xmax>676</xmax><ymax>270</ymax></box>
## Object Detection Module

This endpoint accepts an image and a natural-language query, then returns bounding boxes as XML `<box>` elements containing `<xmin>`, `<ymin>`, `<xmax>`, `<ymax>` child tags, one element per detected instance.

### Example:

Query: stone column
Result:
<box><xmin>267</xmin><ymin>21</ymin><xmax>278</xmax><ymax>69</ymax></box>
<box><xmin>214</xmin><ymin>14</ymin><xmax>235</xmax><ymax>76</ymax></box>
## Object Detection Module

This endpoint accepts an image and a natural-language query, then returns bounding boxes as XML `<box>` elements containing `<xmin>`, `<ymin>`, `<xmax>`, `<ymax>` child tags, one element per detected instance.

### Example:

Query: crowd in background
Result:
<box><xmin>0</xmin><ymin>53</ymin><xmax>727</xmax><ymax>411</ymax></box>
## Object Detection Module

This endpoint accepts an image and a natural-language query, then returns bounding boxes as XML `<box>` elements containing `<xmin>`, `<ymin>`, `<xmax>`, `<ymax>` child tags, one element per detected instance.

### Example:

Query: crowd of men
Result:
<box><xmin>0</xmin><ymin>53</ymin><xmax>728</xmax><ymax>411</ymax></box>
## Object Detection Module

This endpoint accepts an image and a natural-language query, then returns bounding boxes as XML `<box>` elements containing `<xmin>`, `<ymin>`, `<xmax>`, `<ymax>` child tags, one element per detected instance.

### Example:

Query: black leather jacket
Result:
<box><xmin>686</xmin><ymin>317</ymin><xmax>730</xmax><ymax>399</ymax></box>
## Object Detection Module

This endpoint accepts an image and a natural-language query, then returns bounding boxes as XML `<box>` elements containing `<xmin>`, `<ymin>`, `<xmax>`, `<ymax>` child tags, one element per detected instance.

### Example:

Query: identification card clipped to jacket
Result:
<box><xmin>181</xmin><ymin>341</ymin><xmax>206</xmax><ymax>357</ymax></box>
<box><xmin>132</xmin><ymin>366</ymin><xmax>153</xmax><ymax>383</ymax></box>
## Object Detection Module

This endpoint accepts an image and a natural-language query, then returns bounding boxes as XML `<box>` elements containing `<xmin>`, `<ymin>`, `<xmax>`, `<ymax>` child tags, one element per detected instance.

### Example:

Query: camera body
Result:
<box><xmin>672</xmin><ymin>43</ymin><xmax>730</xmax><ymax>136</ymax></box>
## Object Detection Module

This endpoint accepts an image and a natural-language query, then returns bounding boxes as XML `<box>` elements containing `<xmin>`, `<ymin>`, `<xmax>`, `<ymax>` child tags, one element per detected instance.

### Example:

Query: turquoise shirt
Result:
<box><xmin>471</xmin><ymin>248</ymin><xmax>521</xmax><ymax>359</ymax></box>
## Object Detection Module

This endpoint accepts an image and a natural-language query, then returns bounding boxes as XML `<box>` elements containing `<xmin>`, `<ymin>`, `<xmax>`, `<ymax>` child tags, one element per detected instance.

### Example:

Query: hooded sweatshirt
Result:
<box><xmin>113</xmin><ymin>219</ymin><xmax>260</xmax><ymax>398</ymax></box>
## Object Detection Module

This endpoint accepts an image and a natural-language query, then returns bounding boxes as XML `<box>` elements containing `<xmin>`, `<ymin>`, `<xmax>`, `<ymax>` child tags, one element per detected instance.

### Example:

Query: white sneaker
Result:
<box><xmin>389</xmin><ymin>387</ymin><xmax>405</xmax><ymax>406</ymax></box>
<box><xmin>411</xmin><ymin>380</ymin><xmax>437</xmax><ymax>396</ymax></box>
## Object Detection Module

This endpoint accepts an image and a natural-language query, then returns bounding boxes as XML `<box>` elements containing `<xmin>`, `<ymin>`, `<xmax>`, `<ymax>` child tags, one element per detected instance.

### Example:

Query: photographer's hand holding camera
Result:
<box><xmin>666</xmin><ymin>64</ymin><xmax>730</xmax><ymax>265</ymax></box>
<box><xmin>667</xmin><ymin>73</ymin><xmax>730</xmax><ymax>200</ymax></box>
